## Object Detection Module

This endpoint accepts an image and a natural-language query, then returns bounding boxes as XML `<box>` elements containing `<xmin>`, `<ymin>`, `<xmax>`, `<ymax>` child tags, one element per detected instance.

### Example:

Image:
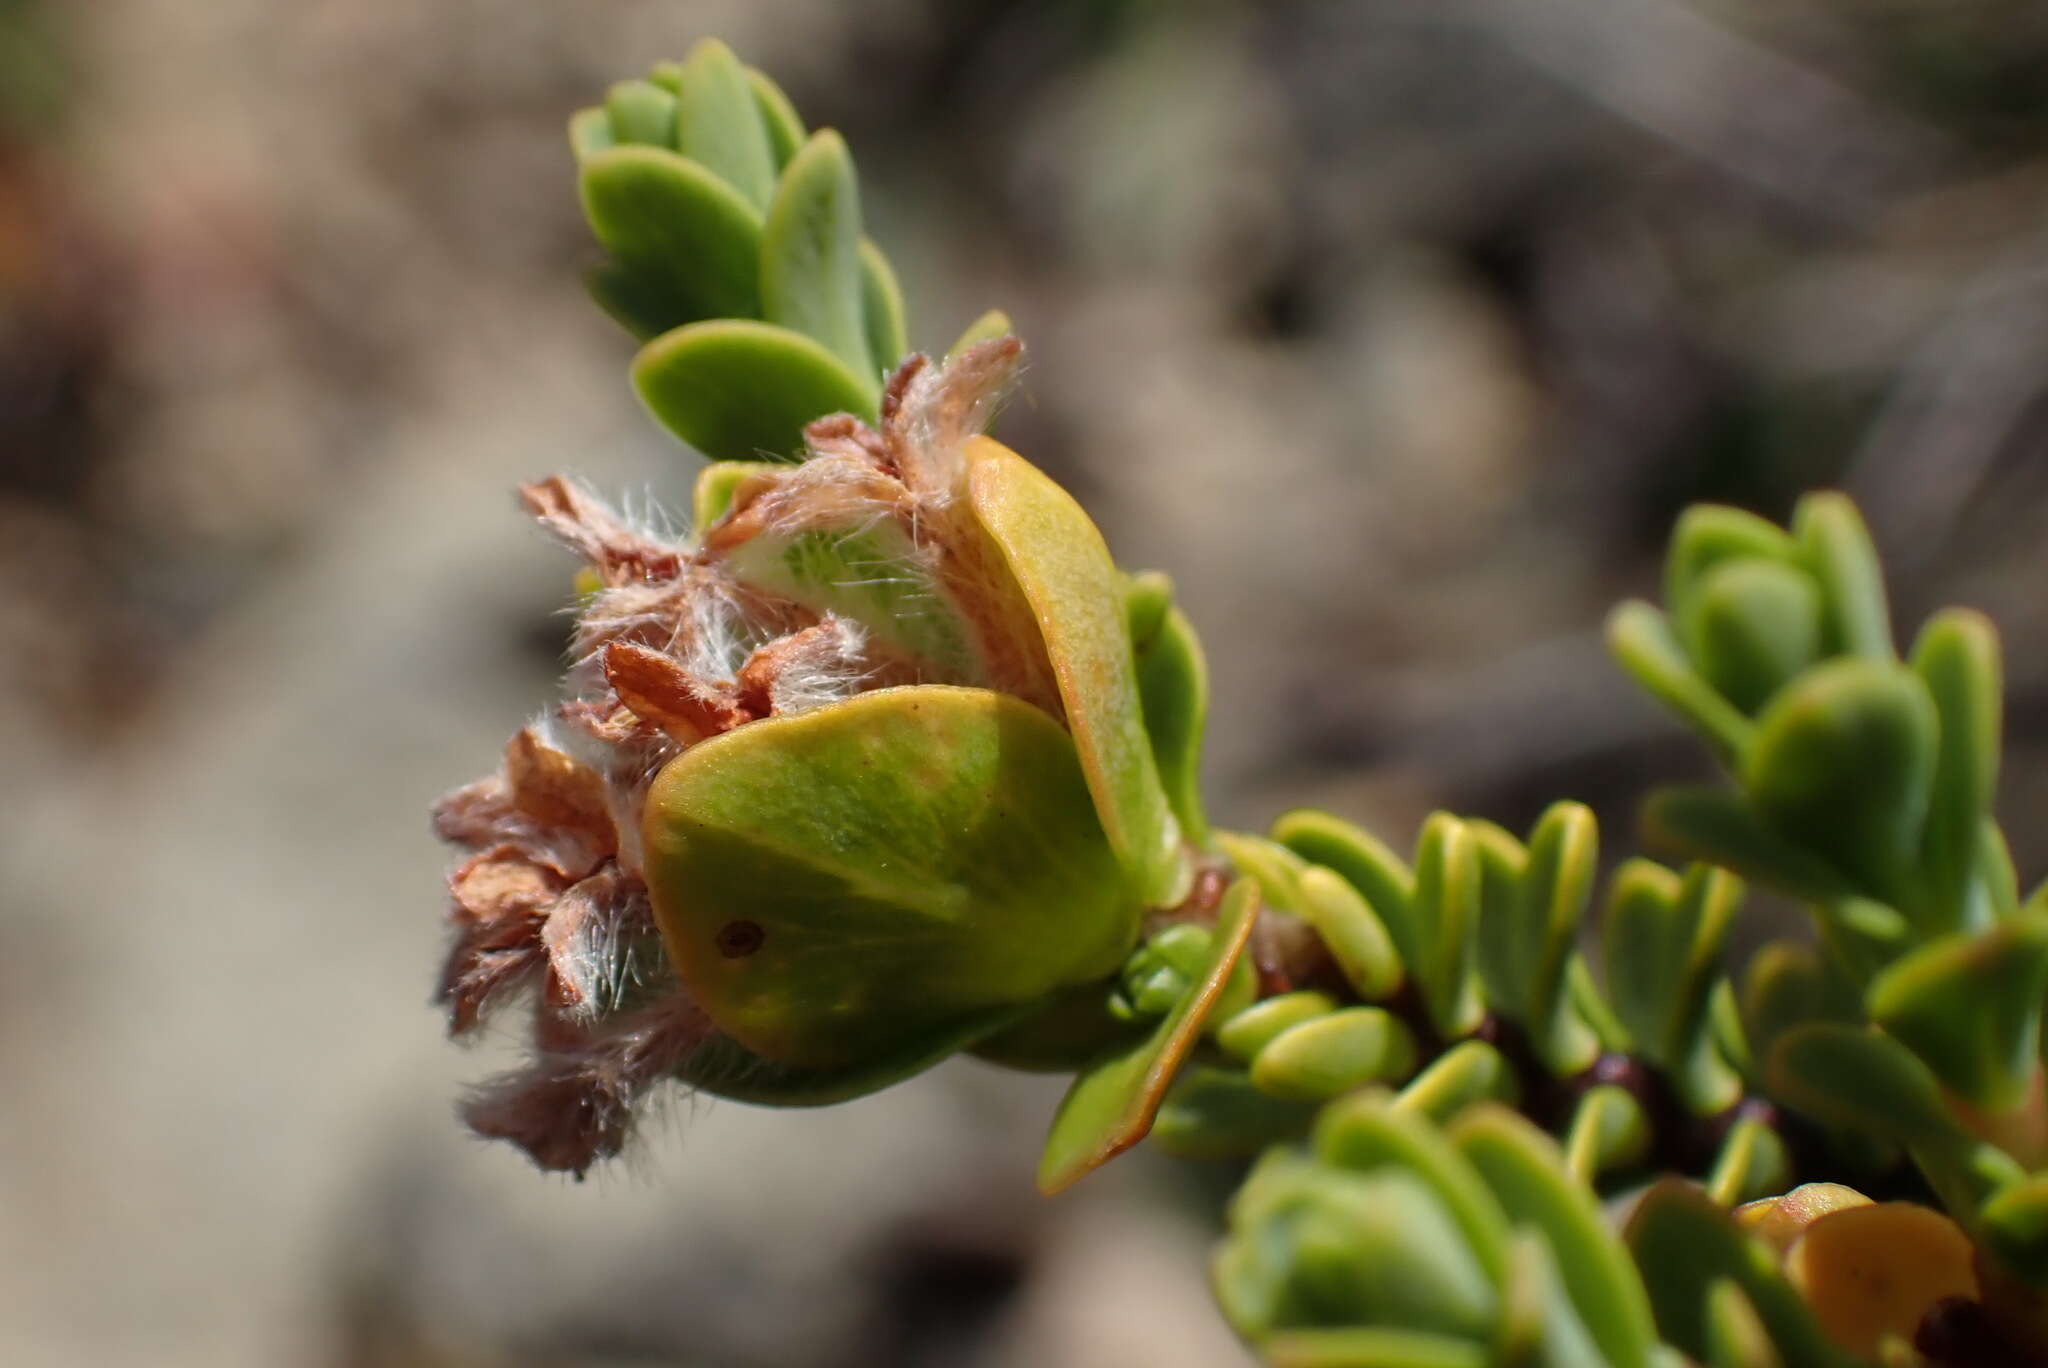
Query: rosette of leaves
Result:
<box><xmin>1610</xmin><ymin>497</ymin><xmax>2048</xmax><ymax>1288</ymax></box>
<box><xmin>570</xmin><ymin>39</ymin><xmax>1005</xmax><ymax>463</ymax></box>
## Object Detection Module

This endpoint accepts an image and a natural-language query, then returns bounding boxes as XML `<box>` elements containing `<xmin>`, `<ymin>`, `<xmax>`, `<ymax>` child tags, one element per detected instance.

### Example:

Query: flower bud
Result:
<box><xmin>431</xmin><ymin>341</ymin><xmax>1188</xmax><ymax>1171</ymax></box>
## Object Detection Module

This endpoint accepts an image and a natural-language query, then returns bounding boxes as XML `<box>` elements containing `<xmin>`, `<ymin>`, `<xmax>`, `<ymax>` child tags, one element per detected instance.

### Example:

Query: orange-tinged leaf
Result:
<box><xmin>966</xmin><ymin>436</ymin><xmax>1187</xmax><ymax>907</ymax></box>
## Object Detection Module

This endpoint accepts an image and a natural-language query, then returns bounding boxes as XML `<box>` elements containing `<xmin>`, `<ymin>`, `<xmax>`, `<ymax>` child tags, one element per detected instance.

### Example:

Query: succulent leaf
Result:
<box><xmin>760</xmin><ymin>130</ymin><xmax>876</xmax><ymax>386</ymax></box>
<box><xmin>968</xmin><ymin>436</ymin><xmax>1189</xmax><ymax>907</ymax></box>
<box><xmin>1037</xmin><ymin>878</ymin><xmax>1257</xmax><ymax>1193</ymax></box>
<box><xmin>631</xmin><ymin>318</ymin><xmax>875</xmax><ymax>461</ymax></box>
<box><xmin>641</xmin><ymin>685</ymin><xmax>1138</xmax><ymax>1070</ymax></box>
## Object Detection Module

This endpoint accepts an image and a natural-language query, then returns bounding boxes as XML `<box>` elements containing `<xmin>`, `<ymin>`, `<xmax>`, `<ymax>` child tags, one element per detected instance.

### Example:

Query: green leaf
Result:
<box><xmin>1250</xmin><ymin>1008</ymin><xmax>1417</xmax><ymax>1103</ymax></box>
<box><xmin>1150</xmin><ymin>1065</ymin><xmax>1320</xmax><ymax>1160</ymax></box>
<box><xmin>1704</xmin><ymin>1117</ymin><xmax>1789</xmax><ymax>1208</ymax></box>
<box><xmin>675</xmin><ymin>1002</ymin><xmax>1033</xmax><ymax>1105</ymax></box>
<box><xmin>1272</xmin><ymin>810</ymin><xmax>1420</xmax><ymax>969</ymax></box>
<box><xmin>1217</xmin><ymin>991</ymin><xmax>1338</xmax><ymax>1062</ymax></box>
<box><xmin>1743</xmin><ymin>658</ymin><xmax>1937</xmax><ymax>902</ymax></box>
<box><xmin>1766</xmin><ymin>1023</ymin><xmax>1958</xmax><ymax>1147</ymax></box>
<box><xmin>1313</xmin><ymin>1093</ymin><xmax>1513</xmax><ymax>1286</ymax></box>
<box><xmin>673</xmin><ymin>38</ymin><xmax>777</xmax><ymax>210</ymax></box>
<box><xmin>969</xmin><ymin>438</ymin><xmax>1189</xmax><ymax>907</ymax></box>
<box><xmin>760</xmin><ymin>129</ymin><xmax>875</xmax><ymax>385</ymax></box>
<box><xmin>690</xmin><ymin>459</ymin><xmax>775</xmax><ymax>529</ymax></box>
<box><xmin>1561</xmin><ymin>1085</ymin><xmax>1649</xmax><ymax>1185</ymax></box>
<box><xmin>1703</xmin><ymin>1279</ymin><xmax>1783</xmax><ymax>1368</ymax></box>
<box><xmin>1608</xmin><ymin>600</ymin><xmax>1754</xmax><ymax>764</ymax></box>
<box><xmin>967</xmin><ymin>980</ymin><xmax>1143</xmax><ymax>1072</ymax></box>
<box><xmin>1601</xmin><ymin>862</ymin><xmax>1743</xmax><ymax>1113</ymax></box>
<box><xmin>1664</xmin><ymin>504</ymin><xmax>1804</xmax><ymax>631</ymax></box>
<box><xmin>1132</xmin><ymin>600</ymin><xmax>1212</xmax><ymax>847</ymax></box>
<box><xmin>1793</xmin><ymin>491</ymin><xmax>1893</xmax><ymax>660</ymax></box>
<box><xmin>1867</xmin><ymin>914</ymin><xmax>2048</xmax><ymax>1113</ymax></box>
<box><xmin>1449</xmin><ymin>1107</ymin><xmax>1659</xmax><ymax>1368</ymax></box>
<box><xmin>1767</xmin><ymin>1023</ymin><xmax>2024</xmax><ymax>1216</ymax></box>
<box><xmin>1394</xmin><ymin>1041</ymin><xmax>1517</xmax><ymax>1124</ymax></box>
<box><xmin>582</xmin><ymin>260</ymin><xmax>703</xmax><ymax>342</ymax></box>
<box><xmin>858</xmin><ymin>237</ymin><xmax>910</xmax><ymax>373</ymax></box>
<box><xmin>1681</xmin><ymin>559</ymin><xmax>1823</xmax><ymax>714</ymax></box>
<box><xmin>580</xmin><ymin>144</ymin><xmax>764</xmax><ymax>326</ymax></box>
<box><xmin>568</xmin><ymin>106</ymin><xmax>614</xmax><ymax>161</ymax></box>
<box><xmin>1215</xmin><ymin>1165</ymin><xmax>1501</xmax><ymax>1343</ymax></box>
<box><xmin>1491</xmin><ymin>803</ymin><xmax>1600</xmax><ymax>1074</ymax></box>
<box><xmin>1625</xmin><ymin>1180</ymin><xmax>1850</xmax><ymax>1368</ymax></box>
<box><xmin>1739</xmin><ymin>941</ymin><xmax>1860</xmax><ymax>1075</ymax></box>
<box><xmin>1978</xmin><ymin>1175</ymin><xmax>2048</xmax><ymax>1287</ymax></box>
<box><xmin>1298</xmin><ymin>865</ymin><xmax>1403</xmax><ymax>1000</ymax></box>
<box><xmin>1640</xmin><ymin>787</ymin><xmax>1858</xmax><ymax>905</ymax></box>
<box><xmin>604</xmin><ymin>77</ymin><xmax>678</xmax><ymax>147</ymax></box>
<box><xmin>641</xmin><ymin>686</ymin><xmax>1137</xmax><ymax>1070</ymax></box>
<box><xmin>947</xmin><ymin>307</ymin><xmax>1016</xmax><ymax>358</ymax></box>
<box><xmin>1912</xmin><ymin>609</ymin><xmax>2002</xmax><ymax>934</ymax></box>
<box><xmin>745</xmin><ymin>66</ymin><xmax>806</xmax><ymax>169</ymax></box>
<box><xmin>632</xmin><ymin>318</ymin><xmax>876</xmax><ymax>462</ymax></box>
<box><xmin>1037</xmin><ymin>878</ymin><xmax>1257</xmax><ymax>1193</ymax></box>
<box><xmin>1412</xmin><ymin>814</ymin><xmax>1483</xmax><ymax>1037</ymax></box>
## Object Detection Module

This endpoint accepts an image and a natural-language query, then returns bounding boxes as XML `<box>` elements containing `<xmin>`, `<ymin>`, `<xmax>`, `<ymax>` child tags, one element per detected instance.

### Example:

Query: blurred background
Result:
<box><xmin>5</xmin><ymin>0</ymin><xmax>2048</xmax><ymax>1362</ymax></box>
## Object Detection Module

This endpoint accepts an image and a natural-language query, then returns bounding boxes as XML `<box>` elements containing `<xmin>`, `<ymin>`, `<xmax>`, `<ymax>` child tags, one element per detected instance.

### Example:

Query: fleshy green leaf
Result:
<box><xmin>675</xmin><ymin>1002</ymin><xmax>1033</xmax><ymax>1105</ymax></box>
<box><xmin>1742</xmin><ymin>658</ymin><xmax>1937</xmax><ymax>903</ymax></box>
<box><xmin>1037</xmin><ymin>878</ymin><xmax>1257</xmax><ymax>1193</ymax></box>
<box><xmin>1562</xmin><ymin>1085</ymin><xmax>1649</xmax><ymax>1186</ymax></box>
<box><xmin>1394</xmin><ymin>1041</ymin><xmax>1517</xmax><ymax>1124</ymax></box>
<box><xmin>1601</xmin><ymin>861</ymin><xmax>1743</xmax><ymax>1113</ymax></box>
<box><xmin>1132</xmin><ymin>598</ymin><xmax>1212</xmax><ymax>848</ymax></box>
<box><xmin>1640</xmin><ymin>787</ymin><xmax>1858</xmax><ymax>905</ymax></box>
<box><xmin>568</xmin><ymin>106</ymin><xmax>615</xmax><ymax>161</ymax></box>
<box><xmin>1273</xmin><ymin>810</ymin><xmax>1420</xmax><ymax>969</ymax></box>
<box><xmin>969</xmin><ymin>436</ymin><xmax>1188</xmax><ymax>907</ymax></box>
<box><xmin>1250</xmin><ymin>1008</ymin><xmax>1417</xmax><ymax>1103</ymax></box>
<box><xmin>1150</xmin><ymin>1065</ymin><xmax>1320</xmax><ymax>1160</ymax></box>
<box><xmin>1217</xmin><ymin>991</ymin><xmax>1338</xmax><ymax>1062</ymax></box>
<box><xmin>673</xmin><ymin>38</ymin><xmax>777</xmax><ymax>210</ymax></box>
<box><xmin>1794</xmin><ymin>490</ymin><xmax>1893</xmax><ymax>660</ymax></box>
<box><xmin>1625</xmin><ymin>1180</ymin><xmax>1851</xmax><ymax>1368</ymax></box>
<box><xmin>604</xmin><ymin>78</ymin><xmax>678</xmax><ymax>147</ymax></box>
<box><xmin>641</xmin><ymin>685</ymin><xmax>1137</xmax><ymax>1070</ymax></box>
<box><xmin>1767</xmin><ymin>1023</ymin><xmax>2023</xmax><ymax>1216</ymax></box>
<box><xmin>858</xmin><ymin>237</ymin><xmax>910</xmax><ymax>373</ymax></box>
<box><xmin>746</xmin><ymin>66</ymin><xmax>806</xmax><ymax>169</ymax></box>
<box><xmin>580</xmin><ymin>144</ymin><xmax>764</xmax><ymax>327</ymax></box>
<box><xmin>760</xmin><ymin>129</ymin><xmax>875</xmax><ymax>385</ymax></box>
<box><xmin>1912</xmin><ymin>609</ymin><xmax>2002</xmax><ymax>934</ymax></box>
<box><xmin>1608</xmin><ymin>600</ymin><xmax>1754</xmax><ymax>764</ymax></box>
<box><xmin>1739</xmin><ymin>940</ymin><xmax>1860</xmax><ymax>1076</ymax></box>
<box><xmin>1298</xmin><ymin>865</ymin><xmax>1403</xmax><ymax>1000</ymax></box>
<box><xmin>1866</xmin><ymin>914</ymin><xmax>2048</xmax><ymax>1113</ymax></box>
<box><xmin>1705</xmin><ymin>1117</ymin><xmax>1788</xmax><ymax>1208</ymax></box>
<box><xmin>1412</xmin><ymin>814</ymin><xmax>1483</xmax><ymax>1037</ymax></box>
<box><xmin>1215</xmin><ymin>1165</ymin><xmax>1501</xmax><ymax>1343</ymax></box>
<box><xmin>690</xmin><ymin>459</ymin><xmax>775</xmax><ymax>528</ymax></box>
<box><xmin>1480</xmin><ymin>803</ymin><xmax>1600</xmax><ymax>1074</ymax></box>
<box><xmin>1315</xmin><ymin>1093</ymin><xmax>1513</xmax><ymax>1285</ymax></box>
<box><xmin>1449</xmin><ymin>1106</ymin><xmax>1658</xmax><ymax>1368</ymax></box>
<box><xmin>1979</xmin><ymin>1175</ymin><xmax>2048</xmax><ymax>1286</ymax></box>
<box><xmin>1664</xmin><ymin>504</ymin><xmax>1803</xmax><ymax>631</ymax></box>
<box><xmin>948</xmin><ymin>307</ymin><xmax>1015</xmax><ymax>358</ymax></box>
<box><xmin>632</xmin><ymin>318</ymin><xmax>875</xmax><ymax>461</ymax></box>
<box><xmin>1681</xmin><ymin>559</ymin><xmax>1823</xmax><ymax>715</ymax></box>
